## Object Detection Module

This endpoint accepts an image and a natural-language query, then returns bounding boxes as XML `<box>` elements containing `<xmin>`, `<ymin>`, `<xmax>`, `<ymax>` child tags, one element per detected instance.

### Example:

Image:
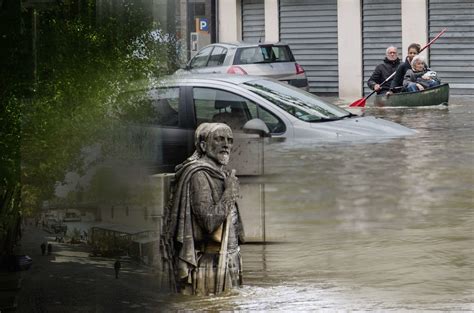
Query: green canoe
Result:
<box><xmin>374</xmin><ymin>83</ymin><xmax>449</xmax><ymax>107</ymax></box>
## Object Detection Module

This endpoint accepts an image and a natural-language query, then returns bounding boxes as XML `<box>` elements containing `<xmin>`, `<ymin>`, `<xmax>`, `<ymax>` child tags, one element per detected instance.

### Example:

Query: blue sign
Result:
<box><xmin>199</xmin><ymin>18</ymin><xmax>209</xmax><ymax>32</ymax></box>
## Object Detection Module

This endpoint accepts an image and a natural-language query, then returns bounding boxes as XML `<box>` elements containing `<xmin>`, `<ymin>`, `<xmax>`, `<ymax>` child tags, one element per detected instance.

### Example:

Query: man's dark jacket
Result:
<box><xmin>367</xmin><ymin>57</ymin><xmax>401</xmax><ymax>94</ymax></box>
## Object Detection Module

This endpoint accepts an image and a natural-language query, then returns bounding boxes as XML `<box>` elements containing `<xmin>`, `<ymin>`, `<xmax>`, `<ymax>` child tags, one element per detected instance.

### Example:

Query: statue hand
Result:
<box><xmin>223</xmin><ymin>169</ymin><xmax>239</xmax><ymax>206</ymax></box>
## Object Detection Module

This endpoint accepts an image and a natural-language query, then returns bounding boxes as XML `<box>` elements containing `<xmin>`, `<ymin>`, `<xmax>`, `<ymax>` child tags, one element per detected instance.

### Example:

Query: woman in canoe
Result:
<box><xmin>403</xmin><ymin>55</ymin><xmax>441</xmax><ymax>92</ymax></box>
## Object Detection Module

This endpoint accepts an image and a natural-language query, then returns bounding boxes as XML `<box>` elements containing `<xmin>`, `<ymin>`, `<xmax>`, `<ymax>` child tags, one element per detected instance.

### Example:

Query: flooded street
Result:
<box><xmin>167</xmin><ymin>97</ymin><xmax>474</xmax><ymax>311</ymax></box>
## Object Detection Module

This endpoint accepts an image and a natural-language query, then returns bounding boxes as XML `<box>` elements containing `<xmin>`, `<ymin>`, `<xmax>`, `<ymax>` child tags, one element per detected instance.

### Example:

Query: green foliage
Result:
<box><xmin>0</xmin><ymin>80</ymin><xmax>23</xmax><ymax>247</ymax></box>
<box><xmin>1</xmin><ymin>0</ymin><xmax>180</xmax><ymax>243</ymax></box>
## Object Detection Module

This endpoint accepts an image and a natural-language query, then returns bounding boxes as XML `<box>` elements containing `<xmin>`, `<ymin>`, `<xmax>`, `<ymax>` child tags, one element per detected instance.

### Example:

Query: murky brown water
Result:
<box><xmin>166</xmin><ymin>97</ymin><xmax>474</xmax><ymax>311</ymax></box>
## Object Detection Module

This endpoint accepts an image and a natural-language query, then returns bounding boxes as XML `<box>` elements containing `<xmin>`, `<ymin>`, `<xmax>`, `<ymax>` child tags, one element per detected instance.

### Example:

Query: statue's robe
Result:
<box><xmin>161</xmin><ymin>159</ymin><xmax>244</xmax><ymax>295</ymax></box>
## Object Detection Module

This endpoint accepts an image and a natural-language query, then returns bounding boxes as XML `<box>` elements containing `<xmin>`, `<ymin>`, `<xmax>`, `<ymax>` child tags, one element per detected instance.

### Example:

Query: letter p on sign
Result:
<box><xmin>199</xmin><ymin>18</ymin><xmax>209</xmax><ymax>32</ymax></box>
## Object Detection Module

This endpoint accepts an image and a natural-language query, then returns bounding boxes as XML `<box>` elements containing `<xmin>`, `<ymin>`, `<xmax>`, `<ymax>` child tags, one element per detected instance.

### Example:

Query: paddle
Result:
<box><xmin>349</xmin><ymin>28</ymin><xmax>447</xmax><ymax>107</ymax></box>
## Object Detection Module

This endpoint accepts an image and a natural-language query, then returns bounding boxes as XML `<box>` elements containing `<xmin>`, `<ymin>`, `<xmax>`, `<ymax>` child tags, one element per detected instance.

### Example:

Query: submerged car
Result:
<box><xmin>176</xmin><ymin>42</ymin><xmax>309</xmax><ymax>90</ymax></box>
<box><xmin>117</xmin><ymin>75</ymin><xmax>415</xmax><ymax>172</ymax></box>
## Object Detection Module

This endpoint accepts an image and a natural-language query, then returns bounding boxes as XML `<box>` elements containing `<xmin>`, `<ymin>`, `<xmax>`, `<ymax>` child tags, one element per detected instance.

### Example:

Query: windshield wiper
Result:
<box><xmin>309</xmin><ymin>113</ymin><xmax>357</xmax><ymax>122</ymax></box>
<box><xmin>307</xmin><ymin>117</ymin><xmax>340</xmax><ymax>122</ymax></box>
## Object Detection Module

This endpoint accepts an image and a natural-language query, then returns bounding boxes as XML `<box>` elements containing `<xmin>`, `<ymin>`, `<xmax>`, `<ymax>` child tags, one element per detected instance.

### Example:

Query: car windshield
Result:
<box><xmin>243</xmin><ymin>79</ymin><xmax>351</xmax><ymax>122</ymax></box>
<box><xmin>235</xmin><ymin>45</ymin><xmax>294</xmax><ymax>64</ymax></box>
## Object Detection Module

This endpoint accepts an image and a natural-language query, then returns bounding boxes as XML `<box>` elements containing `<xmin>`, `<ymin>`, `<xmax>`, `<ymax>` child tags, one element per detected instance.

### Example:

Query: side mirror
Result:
<box><xmin>242</xmin><ymin>119</ymin><xmax>271</xmax><ymax>137</ymax></box>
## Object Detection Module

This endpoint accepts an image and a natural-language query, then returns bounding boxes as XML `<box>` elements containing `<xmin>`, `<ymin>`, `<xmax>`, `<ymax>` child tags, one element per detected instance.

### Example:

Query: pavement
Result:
<box><xmin>1</xmin><ymin>225</ymin><xmax>172</xmax><ymax>313</ymax></box>
<box><xmin>0</xmin><ymin>271</ymin><xmax>20</xmax><ymax>312</ymax></box>
<box><xmin>0</xmin><ymin>235</ymin><xmax>24</xmax><ymax>312</ymax></box>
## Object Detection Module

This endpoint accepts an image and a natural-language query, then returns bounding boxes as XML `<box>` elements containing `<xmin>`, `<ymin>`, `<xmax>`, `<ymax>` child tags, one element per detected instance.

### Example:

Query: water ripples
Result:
<box><xmin>168</xmin><ymin>99</ymin><xmax>474</xmax><ymax>311</ymax></box>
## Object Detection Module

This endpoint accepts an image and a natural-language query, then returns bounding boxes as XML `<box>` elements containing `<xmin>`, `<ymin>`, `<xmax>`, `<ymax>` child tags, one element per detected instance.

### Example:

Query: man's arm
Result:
<box><xmin>367</xmin><ymin>64</ymin><xmax>382</xmax><ymax>91</ymax></box>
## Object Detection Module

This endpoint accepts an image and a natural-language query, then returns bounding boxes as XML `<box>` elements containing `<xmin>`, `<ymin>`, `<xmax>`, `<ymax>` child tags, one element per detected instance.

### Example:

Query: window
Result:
<box><xmin>244</xmin><ymin>79</ymin><xmax>349</xmax><ymax>122</ymax></box>
<box><xmin>256</xmin><ymin>106</ymin><xmax>286</xmax><ymax>134</ymax></box>
<box><xmin>190</xmin><ymin>46</ymin><xmax>213</xmax><ymax>68</ymax></box>
<box><xmin>207</xmin><ymin>46</ymin><xmax>227</xmax><ymax>67</ymax></box>
<box><xmin>193</xmin><ymin>87</ymin><xmax>285</xmax><ymax>133</ymax></box>
<box><xmin>234</xmin><ymin>45</ymin><xmax>294</xmax><ymax>64</ymax></box>
<box><xmin>117</xmin><ymin>87</ymin><xmax>180</xmax><ymax>127</ymax></box>
<box><xmin>271</xmin><ymin>46</ymin><xmax>292</xmax><ymax>61</ymax></box>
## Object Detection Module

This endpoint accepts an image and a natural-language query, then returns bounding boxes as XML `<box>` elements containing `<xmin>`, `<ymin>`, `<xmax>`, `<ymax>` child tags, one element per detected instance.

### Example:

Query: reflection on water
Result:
<box><xmin>168</xmin><ymin>98</ymin><xmax>474</xmax><ymax>311</ymax></box>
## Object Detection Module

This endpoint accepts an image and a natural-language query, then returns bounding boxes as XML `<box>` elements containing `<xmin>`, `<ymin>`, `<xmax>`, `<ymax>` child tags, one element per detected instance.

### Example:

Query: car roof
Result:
<box><xmin>162</xmin><ymin>73</ymin><xmax>265</xmax><ymax>86</ymax></box>
<box><xmin>207</xmin><ymin>42</ymin><xmax>290</xmax><ymax>48</ymax></box>
<box><xmin>123</xmin><ymin>74</ymin><xmax>276</xmax><ymax>93</ymax></box>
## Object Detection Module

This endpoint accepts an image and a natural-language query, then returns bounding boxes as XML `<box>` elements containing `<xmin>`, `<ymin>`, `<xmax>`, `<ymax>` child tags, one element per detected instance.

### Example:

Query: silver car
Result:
<box><xmin>118</xmin><ymin>75</ymin><xmax>415</xmax><ymax>171</ymax></box>
<box><xmin>176</xmin><ymin>42</ymin><xmax>309</xmax><ymax>90</ymax></box>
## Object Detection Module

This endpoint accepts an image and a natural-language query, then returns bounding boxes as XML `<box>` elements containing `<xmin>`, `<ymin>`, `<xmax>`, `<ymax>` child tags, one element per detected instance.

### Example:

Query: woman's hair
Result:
<box><xmin>411</xmin><ymin>55</ymin><xmax>426</xmax><ymax>67</ymax></box>
<box><xmin>408</xmin><ymin>43</ymin><xmax>421</xmax><ymax>53</ymax></box>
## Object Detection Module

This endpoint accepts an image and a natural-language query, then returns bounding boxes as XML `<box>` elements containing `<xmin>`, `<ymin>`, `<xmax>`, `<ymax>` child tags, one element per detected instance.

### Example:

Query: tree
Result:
<box><xmin>0</xmin><ymin>0</ymin><xmax>180</xmax><ymax>254</ymax></box>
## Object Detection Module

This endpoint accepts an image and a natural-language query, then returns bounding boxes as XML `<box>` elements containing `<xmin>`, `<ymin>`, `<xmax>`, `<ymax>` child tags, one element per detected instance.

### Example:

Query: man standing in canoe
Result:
<box><xmin>367</xmin><ymin>46</ymin><xmax>401</xmax><ymax>95</ymax></box>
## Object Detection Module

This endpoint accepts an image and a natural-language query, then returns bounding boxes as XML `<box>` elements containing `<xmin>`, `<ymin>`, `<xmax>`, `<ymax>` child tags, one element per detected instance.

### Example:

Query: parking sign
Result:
<box><xmin>198</xmin><ymin>18</ymin><xmax>208</xmax><ymax>32</ymax></box>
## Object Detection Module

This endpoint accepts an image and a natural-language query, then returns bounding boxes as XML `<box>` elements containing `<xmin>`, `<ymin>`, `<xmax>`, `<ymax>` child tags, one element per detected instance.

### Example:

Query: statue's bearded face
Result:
<box><xmin>204</xmin><ymin>128</ymin><xmax>233</xmax><ymax>165</ymax></box>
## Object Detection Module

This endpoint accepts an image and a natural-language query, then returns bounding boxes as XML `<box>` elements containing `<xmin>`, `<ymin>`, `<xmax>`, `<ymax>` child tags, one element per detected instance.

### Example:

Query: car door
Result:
<box><xmin>117</xmin><ymin>86</ymin><xmax>195</xmax><ymax>173</ymax></box>
<box><xmin>152</xmin><ymin>86</ymin><xmax>195</xmax><ymax>172</ymax></box>
<box><xmin>185</xmin><ymin>83</ymin><xmax>290</xmax><ymax>175</ymax></box>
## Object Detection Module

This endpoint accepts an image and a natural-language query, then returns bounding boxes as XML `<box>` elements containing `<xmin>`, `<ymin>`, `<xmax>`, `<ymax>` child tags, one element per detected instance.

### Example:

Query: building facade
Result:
<box><xmin>216</xmin><ymin>0</ymin><xmax>473</xmax><ymax>99</ymax></box>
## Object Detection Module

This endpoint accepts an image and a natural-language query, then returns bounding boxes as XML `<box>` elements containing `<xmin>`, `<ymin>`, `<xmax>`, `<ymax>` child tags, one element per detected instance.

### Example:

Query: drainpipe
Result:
<box><xmin>215</xmin><ymin>0</ymin><xmax>219</xmax><ymax>42</ymax></box>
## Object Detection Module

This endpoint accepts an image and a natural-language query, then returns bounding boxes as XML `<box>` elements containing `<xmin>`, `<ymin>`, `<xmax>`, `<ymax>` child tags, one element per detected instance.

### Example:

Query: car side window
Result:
<box><xmin>207</xmin><ymin>46</ymin><xmax>227</xmax><ymax>67</ymax></box>
<box><xmin>118</xmin><ymin>87</ymin><xmax>180</xmax><ymax>127</ymax></box>
<box><xmin>271</xmin><ymin>46</ymin><xmax>292</xmax><ymax>61</ymax></box>
<box><xmin>246</xmin><ymin>101</ymin><xmax>286</xmax><ymax>134</ymax></box>
<box><xmin>193</xmin><ymin>87</ymin><xmax>285</xmax><ymax>134</ymax></box>
<box><xmin>190</xmin><ymin>46</ymin><xmax>213</xmax><ymax>69</ymax></box>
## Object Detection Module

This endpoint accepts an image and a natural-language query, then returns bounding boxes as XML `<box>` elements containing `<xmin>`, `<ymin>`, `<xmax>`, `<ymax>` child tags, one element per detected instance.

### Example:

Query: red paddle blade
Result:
<box><xmin>349</xmin><ymin>97</ymin><xmax>367</xmax><ymax>107</ymax></box>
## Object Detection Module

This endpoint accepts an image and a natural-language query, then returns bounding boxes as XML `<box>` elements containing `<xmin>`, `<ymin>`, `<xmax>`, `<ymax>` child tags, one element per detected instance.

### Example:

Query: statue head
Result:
<box><xmin>194</xmin><ymin>123</ymin><xmax>213</xmax><ymax>156</ymax></box>
<box><xmin>198</xmin><ymin>123</ymin><xmax>233</xmax><ymax>166</ymax></box>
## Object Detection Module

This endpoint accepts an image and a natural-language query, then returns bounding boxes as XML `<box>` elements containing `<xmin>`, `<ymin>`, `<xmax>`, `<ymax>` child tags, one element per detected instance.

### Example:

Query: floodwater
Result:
<box><xmin>165</xmin><ymin>97</ymin><xmax>474</xmax><ymax>311</ymax></box>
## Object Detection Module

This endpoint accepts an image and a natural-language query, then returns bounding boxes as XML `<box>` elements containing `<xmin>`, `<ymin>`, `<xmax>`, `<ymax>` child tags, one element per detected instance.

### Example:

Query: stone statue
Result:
<box><xmin>160</xmin><ymin>123</ymin><xmax>244</xmax><ymax>296</ymax></box>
